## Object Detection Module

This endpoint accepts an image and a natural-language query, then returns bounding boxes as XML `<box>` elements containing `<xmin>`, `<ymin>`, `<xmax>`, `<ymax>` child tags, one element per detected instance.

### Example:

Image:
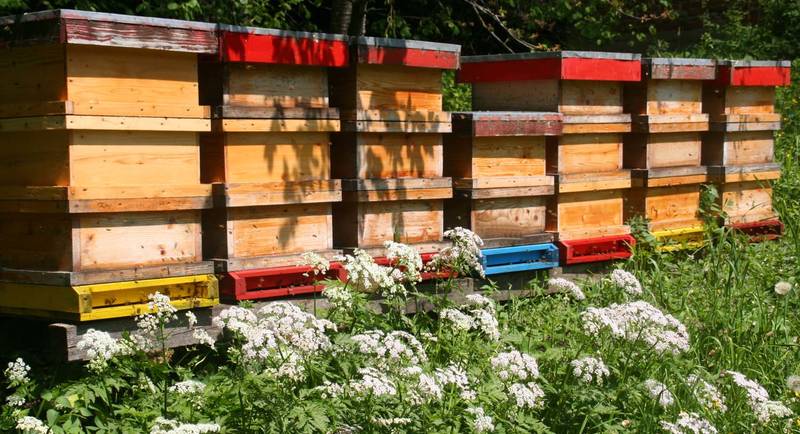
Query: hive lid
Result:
<box><xmin>716</xmin><ymin>59</ymin><xmax>792</xmax><ymax>86</ymax></box>
<box><xmin>458</xmin><ymin>50</ymin><xmax>641</xmax><ymax>83</ymax></box>
<box><xmin>643</xmin><ymin>58</ymin><xmax>717</xmax><ymax>80</ymax></box>
<box><xmin>218</xmin><ymin>24</ymin><xmax>349</xmax><ymax>66</ymax></box>
<box><xmin>0</xmin><ymin>9</ymin><xmax>218</xmax><ymax>53</ymax></box>
<box><xmin>351</xmin><ymin>36</ymin><xmax>461</xmax><ymax>69</ymax></box>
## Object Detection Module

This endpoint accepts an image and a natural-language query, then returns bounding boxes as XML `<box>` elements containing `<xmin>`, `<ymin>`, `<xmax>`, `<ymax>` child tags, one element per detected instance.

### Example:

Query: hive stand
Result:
<box><xmin>623</xmin><ymin>58</ymin><xmax>717</xmax><ymax>250</ymax></box>
<box><xmin>703</xmin><ymin>60</ymin><xmax>790</xmax><ymax>238</ymax></box>
<box><xmin>198</xmin><ymin>25</ymin><xmax>349</xmax><ymax>301</ymax></box>
<box><xmin>444</xmin><ymin>112</ymin><xmax>561</xmax><ymax>274</ymax></box>
<box><xmin>0</xmin><ymin>10</ymin><xmax>219</xmax><ymax>320</ymax></box>
<box><xmin>329</xmin><ymin>37</ymin><xmax>459</xmax><ymax>257</ymax></box>
<box><xmin>459</xmin><ymin>51</ymin><xmax>640</xmax><ymax>264</ymax></box>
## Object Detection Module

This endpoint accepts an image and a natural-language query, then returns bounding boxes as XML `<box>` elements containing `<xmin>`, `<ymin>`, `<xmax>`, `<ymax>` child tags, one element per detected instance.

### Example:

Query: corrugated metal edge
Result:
<box><xmin>353</xmin><ymin>35</ymin><xmax>461</xmax><ymax>53</ymax></box>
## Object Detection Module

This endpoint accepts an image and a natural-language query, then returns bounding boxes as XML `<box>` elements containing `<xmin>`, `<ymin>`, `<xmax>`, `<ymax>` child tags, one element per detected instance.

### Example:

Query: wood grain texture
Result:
<box><xmin>626</xmin><ymin>184</ymin><xmax>703</xmax><ymax>231</ymax></box>
<box><xmin>355</xmin><ymin>65</ymin><xmax>443</xmax><ymax>111</ymax></box>
<box><xmin>472</xmin><ymin>80</ymin><xmax>559</xmax><ymax>111</ymax></box>
<box><xmin>0</xmin><ymin>44</ymin><xmax>66</xmax><ymax>112</ymax></box>
<box><xmin>332</xmin><ymin>132</ymin><xmax>443</xmax><ymax>179</ymax></box>
<box><xmin>471</xmin><ymin>136</ymin><xmax>546</xmax><ymax>179</ymax></box>
<box><xmin>226</xmin><ymin>203</ymin><xmax>333</xmax><ymax>258</ymax></box>
<box><xmin>645</xmin><ymin>132</ymin><xmax>702</xmax><ymax>168</ymax></box>
<box><xmin>215</xmin><ymin>180</ymin><xmax>341</xmax><ymax>207</ymax></box>
<box><xmin>560</xmin><ymin>81</ymin><xmax>623</xmax><ymax>115</ymax></box>
<box><xmin>225</xmin><ymin>63</ymin><xmax>329</xmax><ymax>108</ymax></box>
<box><xmin>549</xmin><ymin>190</ymin><xmax>626</xmax><ymax>240</ymax></box>
<box><xmin>557</xmin><ymin>133</ymin><xmax>623</xmax><ymax>175</ymax></box>
<box><xmin>66</xmin><ymin>45</ymin><xmax>206</xmax><ymax>118</ymax></box>
<box><xmin>333</xmin><ymin>200</ymin><xmax>443</xmax><ymax>248</ymax></box>
<box><xmin>0</xmin><ymin>130</ymin><xmax>70</xmax><ymax>186</ymax></box>
<box><xmin>469</xmin><ymin>196</ymin><xmax>547</xmax><ymax>239</ymax></box>
<box><xmin>720</xmin><ymin>181</ymin><xmax>776</xmax><ymax>224</ymax></box>
<box><xmin>645</xmin><ymin>80</ymin><xmax>703</xmax><ymax>115</ymax></box>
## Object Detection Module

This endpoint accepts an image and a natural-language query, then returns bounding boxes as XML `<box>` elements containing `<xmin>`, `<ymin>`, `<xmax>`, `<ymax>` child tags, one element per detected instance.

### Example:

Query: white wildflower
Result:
<box><xmin>787</xmin><ymin>375</ymin><xmax>800</xmax><ymax>394</ymax></box>
<box><xmin>491</xmin><ymin>350</ymin><xmax>539</xmax><ymax>382</ymax></box>
<box><xmin>548</xmin><ymin>277</ymin><xmax>585</xmax><ymax>300</ymax></box>
<box><xmin>416</xmin><ymin>373</ymin><xmax>443</xmax><ymax>402</ymax></box>
<box><xmin>77</xmin><ymin>329</ymin><xmax>121</xmax><ymax>372</ymax></box>
<box><xmin>185</xmin><ymin>311</ymin><xmax>198</xmax><ymax>328</ymax></box>
<box><xmin>435</xmin><ymin>364</ymin><xmax>475</xmax><ymax>400</ymax></box>
<box><xmin>213</xmin><ymin>306</ymin><xmax>257</xmax><ymax>333</ymax></box>
<box><xmin>264</xmin><ymin>350</ymin><xmax>306</xmax><ymax>381</ymax></box>
<box><xmin>471</xmin><ymin>307</ymin><xmax>500</xmax><ymax>341</ymax></box>
<box><xmin>134</xmin><ymin>292</ymin><xmax>179</xmax><ymax>350</ymax></box>
<box><xmin>299</xmin><ymin>252</ymin><xmax>330</xmax><ymax>276</ymax></box>
<box><xmin>350</xmin><ymin>330</ymin><xmax>427</xmax><ymax>368</ymax></box>
<box><xmin>427</xmin><ymin>227</ymin><xmax>485</xmax><ymax>277</ymax></box>
<box><xmin>314</xmin><ymin>380</ymin><xmax>344</xmax><ymax>399</ymax></box>
<box><xmin>466</xmin><ymin>407</ymin><xmax>495</xmax><ymax>433</ymax></box>
<box><xmin>350</xmin><ymin>367</ymin><xmax>397</xmax><ymax>399</ymax></box>
<box><xmin>371</xmin><ymin>417</ymin><xmax>412</xmax><ymax>427</ymax></box>
<box><xmin>660</xmin><ymin>412</ymin><xmax>717</xmax><ymax>434</ymax></box>
<box><xmin>610</xmin><ymin>269</ymin><xmax>643</xmax><ymax>295</ymax></box>
<box><xmin>149</xmin><ymin>417</ymin><xmax>220</xmax><ymax>434</ymax></box>
<box><xmin>323</xmin><ymin>284</ymin><xmax>354</xmax><ymax>310</ymax></box>
<box><xmin>570</xmin><ymin>356</ymin><xmax>610</xmax><ymax>385</ymax></box>
<box><xmin>644</xmin><ymin>379</ymin><xmax>674</xmax><ymax>407</ymax></box>
<box><xmin>440</xmin><ymin>308</ymin><xmax>475</xmax><ymax>331</ymax></box>
<box><xmin>687</xmin><ymin>374</ymin><xmax>727</xmax><ymax>412</ymax></box>
<box><xmin>5</xmin><ymin>394</ymin><xmax>25</xmax><ymax>407</ymax></box>
<box><xmin>508</xmin><ymin>382</ymin><xmax>545</xmax><ymax>409</ymax></box>
<box><xmin>581</xmin><ymin>301</ymin><xmax>690</xmax><ymax>355</ymax></box>
<box><xmin>5</xmin><ymin>358</ymin><xmax>30</xmax><ymax>384</ymax></box>
<box><xmin>192</xmin><ymin>328</ymin><xmax>216</xmax><ymax>347</ymax></box>
<box><xmin>16</xmin><ymin>416</ymin><xmax>49</xmax><ymax>434</ymax></box>
<box><xmin>339</xmin><ymin>249</ymin><xmax>403</xmax><ymax>295</ymax></box>
<box><xmin>726</xmin><ymin>370</ymin><xmax>793</xmax><ymax>423</ymax></box>
<box><xmin>775</xmin><ymin>281</ymin><xmax>792</xmax><ymax>296</ymax></box>
<box><xmin>385</xmin><ymin>241</ymin><xmax>423</xmax><ymax>283</ymax></box>
<box><xmin>169</xmin><ymin>380</ymin><xmax>206</xmax><ymax>395</ymax></box>
<box><xmin>465</xmin><ymin>294</ymin><xmax>495</xmax><ymax>311</ymax></box>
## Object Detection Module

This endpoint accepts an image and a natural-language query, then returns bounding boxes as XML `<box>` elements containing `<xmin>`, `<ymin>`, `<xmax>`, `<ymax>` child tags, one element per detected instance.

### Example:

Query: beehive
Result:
<box><xmin>444</xmin><ymin>112</ymin><xmax>560</xmax><ymax>247</ymax></box>
<box><xmin>703</xmin><ymin>60</ymin><xmax>789</xmax><ymax>229</ymax></box>
<box><xmin>459</xmin><ymin>51</ymin><xmax>640</xmax><ymax>244</ymax></box>
<box><xmin>0</xmin><ymin>10</ymin><xmax>217</xmax><ymax>319</ymax></box>
<box><xmin>197</xmin><ymin>25</ymin><xmax>348</xmax><ymax>272</ymax></box>
<box><xmin>329</xmin><ymin>37</ymin><xmax>459</xmax><ymax>254</ymax></box>
<box><xmin>622</xmin><ymin>59</ymin><xmax>717</xmax><ymax>245</ymax></box>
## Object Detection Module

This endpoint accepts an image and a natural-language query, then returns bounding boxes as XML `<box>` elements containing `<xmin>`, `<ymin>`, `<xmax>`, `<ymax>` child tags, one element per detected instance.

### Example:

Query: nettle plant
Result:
<box><xmin>2</xmin><ymin>227</ymin><xmax>800</xmax><ymax>433</ymax></box>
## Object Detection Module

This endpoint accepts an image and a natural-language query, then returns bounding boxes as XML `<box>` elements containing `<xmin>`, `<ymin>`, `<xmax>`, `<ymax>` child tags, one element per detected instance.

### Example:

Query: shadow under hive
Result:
<box><xmin>329</xmin><ymin>36</ymin><xmax>460</xmax><ymax>256</ymax></box>
<box><xmin>0</xmin><ymin>10</ymin><xmax>219</xmax><ymax>320</ymax></box>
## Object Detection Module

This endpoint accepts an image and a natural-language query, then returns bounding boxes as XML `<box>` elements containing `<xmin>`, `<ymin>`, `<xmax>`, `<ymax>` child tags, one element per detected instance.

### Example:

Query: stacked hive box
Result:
<box><xmin>0</xmin><ymin>10</ymin><xmax>219</xmax><ymax>320</ymax></box>
<box><xmin>703</xmin><ymin>60</ymin><xmax>789</xmax><ymax>238</ymax></box>
<box><xmin>198</xmin><ymin>26</ymin><xmax>349</xmax><ymax>301</ymax></box>
<box><xmin>459</xmin><ymin>51</ymin><xmax>640</xmax><ymax>264</ymax></box>
<box><xmin>444</xmin><ymin>112</ymin><xmax>560</xmax><ymax>274</ymax></box>
<box><xmin>329</xmin><ymin>37</ymin><xmax>459</xmax><ymax>257</ymax></box>
<box><xmin>623</xmin><ymin>58</ymin><xmax>717</xmax><ymax>249</ymax></box>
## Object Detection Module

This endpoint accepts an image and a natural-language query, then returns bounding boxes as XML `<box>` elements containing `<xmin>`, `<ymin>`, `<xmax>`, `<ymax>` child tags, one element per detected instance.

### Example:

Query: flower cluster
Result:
<box><xmin>609</xmin><ymin>269</ymin><xmax>643</xmax><ymax>295</ymax></box>
<box><xmin>725</xmin><ymin>370</ymin><xmax>793</xmax><ymax>423</ymax></box>
<box><xmin>427</xmin><ymin>227</ymin><xmax>485</xmax><ymax>277</ymax></box>
<box><xmin>149</xmin><ymin>417</ymin><xmax>221</xmax><ymax>434</ymax></box>
<box><xmin>5</xmin><ymin>357</ymin><xmax>30</xmax><ymax>384</ymax></box>
<box><xmin>349</xmin><ymin>367</ymin><xmax>397</xmax><ymax>399</ymax></box>
<box><xmin>169</xmin><ymin>380</ymin><xmax>206</xmax><ymax>395</ymax></box>
<box><xmin>323</xmin><ymin>285</ymin><xmax>355</xmax><ymax>310</ymax></box>
<box><xmin>435</xmin><ymin>364</ymin><xmax>476</xmax><ymax>400</ymax></box>
<box><xmin>570</xmin><ymin>356</ymin><xmax>610</xmax><ymax>385</ymax></box>
<box><xmin>16</xmin><ymin>416</ymin><xmax>49</xmax><ymax>434</ymax></box>
<box><xmin>644</xmin><ymin>379</ymin><xmax>674</xmax><ymax>407</ymax></box>
<box><xmin>774</xmin><ymin>281</ymin><xmax>792</xmax><ymax>296</ymax></box>
<box><xmin>491</xmin><ymin>350</ymin><xmax>540</xmax><ymax>382</ymax></box>
<box><xmin>508</xmin><ymin>382</ymin><xmax>545</xmax><ymax>409</ymax></box>
<box><xmin>77</xmin><ymin>329</ymin><xmax>121</xmax><ymax>372</ymax></box>
<box><xmin>439</xmin><ymin>297</ymin><xmax>499</xmax><ymax>340</ymax></box>
<box><xmin>299</xmin><ymin>252</ymin><xmax>330</xmax><ymax>276</ymax></box>
<box><xmin>659</xmin><ymin>412</ymin><xmax>717</xmax><ymax>434</ymax></box>
<box><xmin>384</xmin><ymin>240</ymin><xmax>423</xmax><ymax>283</ymax></box>
<box><xmin>581</xmin><ymin>301</ymin><xmax>690</xmax><ymax>355</ymax></box>
<box><xmin>787</xmin><ymin>375</ymin><xmax>800</xmax><ymax>394</ymax></box>
<box><xmin>467</xmin><ymin>407</ymin><xmax>495</xmax><ymax>433</ymax></box>
<box><xmin>134</xmin><ymin>292</ymin><xmax>179</xmax><ymax>350</ymax></box>
<box><xmin>339</xmin><ymin>249</ymin><xmax>405</xmax><ymax>296</ymax></box>
<box><xmin>548</xmin><ymin>278</ymin><xmax>586</xmax><ymax>301</ymax></box>
<box><xmin>6</xmin><ymin>394</ymin><xmax>25</xmax><ymax>407</ymax></box>
<box><xmin>350</xmin><ymin>330</ymin><xmax>427</xmax><ymax>368</ymax></box>
<box><xmin>687</xmin><ymin>374</ymin><xmax>727</xmax><ymax>412</ymax></box>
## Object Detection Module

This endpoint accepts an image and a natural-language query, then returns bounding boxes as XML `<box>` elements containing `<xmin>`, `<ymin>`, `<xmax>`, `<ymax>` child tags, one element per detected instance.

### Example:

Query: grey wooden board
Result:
<box><xmin>0</xmin><ymin>9</ymin><xmax>217</xmax><ymax>30</ymax></box>
<box><xmin>0</xmin><ymin>262</ymin><xmax>215</xmax><ymax>286</ymax></box>
<box><xmin>453</xmin><ymin>185</ymin><xmax>555</xmax><ymax>199</ymax></box>
<box><xmin>710</xmin><ymin>121</ymin><xmax>781</xmax><ymax>132</ymax></box>
<box><xmin>218</xmin><ymin>24</ymin><xmax>348</xmax><ymax>41</ymax></box>
<box><xmin>631</xmin><ymin>166</ymin><xmax>708</xmax><ymax>180</ymax></box>
<box><xmin>453</xmin><ymin>111</ymin><xmax>562</xmax><ymax>121</ymax></box>
<box><xmin>212</xmin><ymin>249</ymin><xmax>342</xmax><ymax>273</ymax></box>
<box><xmin>722</xmin><ymin>60</ymin><xmax>791</xmax><ymax>68</ymax></box>
<box><xmin>341</xmin><ymin>177</ymin><xmax>452</xmax><ymax>191</ymax></box>
<box><xmin>707</xmin><ymin>163</ymin><xmax>781</xmax><ymax>175</ymax></box>
<box><xmin>645</xmin><ymin>58</ymin><xmax>716</xmax><ymax>67</ymax></box>
<box><xmin>354</xmin><ymin>36</ymin><xmax>461</xmax><ymax>53</ymax></box>
<box><xmin>214</xmin><ymin>106</ymin><xmax>340</xmax><ymax>120</ymax></box>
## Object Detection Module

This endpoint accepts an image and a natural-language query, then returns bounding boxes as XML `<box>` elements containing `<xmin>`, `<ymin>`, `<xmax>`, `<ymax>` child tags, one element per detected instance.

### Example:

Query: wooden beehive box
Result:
<box><xmin>625</xmin><ymin>167</ymin><xmax>709</xmax><ymax>233</ymax></box>
<box><xmin>198</xmin><ymin>25</ymin><xmax>349</xmax><ymax>271</ymax></box>
<box><xmin>459</xmin><ymin>51</ymin><xmax>640</xmax><ymax>242</ymax></box>
<box><xmin>709</xmin><ymin>164</ymin><xmax>780</xmax><ymax>225</ymax></box>
<box><xmin>329</xmin><ymin>37</ymin><xmax>459</xmax><ymax>252</ymax></box>
<box><xmin>444</xmin><ymin>112</ymin><xmax>560</xmax><ymax>247</ymax></box>
<box><xmin>702</xmin><ymin>60</ymin><xmax>790</xmax><ymax>168</ymax></box>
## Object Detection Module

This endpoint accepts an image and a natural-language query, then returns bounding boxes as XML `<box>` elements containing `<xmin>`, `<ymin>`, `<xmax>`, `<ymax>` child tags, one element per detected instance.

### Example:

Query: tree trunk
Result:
<box><xmin>330</xmin><ymin>0</ymin><xmax>368</xmax><ymax>35</ymax></box>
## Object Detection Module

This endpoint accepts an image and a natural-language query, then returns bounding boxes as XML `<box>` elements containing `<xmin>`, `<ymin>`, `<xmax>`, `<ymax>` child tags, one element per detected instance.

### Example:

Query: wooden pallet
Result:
<box><xmin>0</xmin><ymin>274</ymin><xmax>218</xmax><ymax>321</ymax></box>
<box><xmin>0</xmin><ymin>10</ymin><xmax>216</xmax><ymax>119</ymax></box>
<box><xmin>480</xmin><ymin>243</ymin><xmax>559</xmax><ymax>275</ymax></box>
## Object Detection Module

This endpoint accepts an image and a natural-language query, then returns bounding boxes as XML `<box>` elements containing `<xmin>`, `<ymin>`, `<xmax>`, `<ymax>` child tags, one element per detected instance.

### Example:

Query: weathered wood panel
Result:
<box><xmin>471</xmin><ymin>136</ymin><xmax>546</xmax><ymax>179</ymax></box>
<box><xmin>334</xmin><ymin>200</ymin><xmax>443</xmax><ymax>248</ymax></box>
<box><xmin>355</xmin><ymin>65</ymin><xmax>442</xmax><ymax>111</ymax></box>
<box><xmin>470</xmin><ymin>196</ymin><xmax>547</xmax><ymax>239</ymax></box>
<box><xmin>703</xmin><ymin>131</ymin><xmax>775</xmax><ymax>166</ymax></box>
<box><xmin>646</xmin><ymin>80</ymin><xmax>703</xmax><ymax>115</ymax></box>
<box><xmin>472</xmin><ymin>80</ymin><xmax>559</xmax><ymax>112</ymax></box>
<box><xmin>228</xmin><ymin>204</ymin><xmax>333</xmax><ymax>257</ymax></box>
<box><xmin>0</xmin><ymin>44</ymin><xmax>66</xmax><ymax>112</ymax></box>
<box><xmin>561</xmin><ymin>81</ymin><xmax>623</xmax><ymax>115</ymax></box>
<box><xmin>549</xmin><ymin>190</ymin><xmax>626</xmax><ymax>240</ymax></box>
<box><xmin>645</xmin><ymin>132</ymin><xmax>702</xmax><ymax>168</ymax></box>
<box><xmin>0</xmin><ymin>130</ymin><xmax>70</xmax><ymax>186</ymax></box>
<box><xmin>557</xmin><ymin>133</ymin><xmax>623</xmax><ymax>175</ymax></box>
<box><xmin>720</xmin><ymin>181</ymin><xmax>776</xmax><ymax>224</ymax></box>
<box><xmin>0</xmin><ymin>212</ymin><xmax>73</xmax><ymax>270</ymax></box>
<box><xmin>65</xmin><ymin>45</ymin><xmax>205</xmax><ymax>117</ymax></box>
<box><xmin>627</xmin><ymin>184</ymin><xmax>702</xmax><ymax>231</ymax></box>
<box><xmin>225</xmin><ymin>63</ymin><xmax>329</xmax><ymax>108</ymax></box>
<box><xmin>332</xmin><ymin>133</ymin><xmax>443</xmax><ymax>179</ymax></box>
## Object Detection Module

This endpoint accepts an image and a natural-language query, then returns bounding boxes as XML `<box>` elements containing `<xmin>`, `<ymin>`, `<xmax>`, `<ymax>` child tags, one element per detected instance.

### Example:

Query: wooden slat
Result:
<box><xmin>0</xmin><ymin>115</ymin><xmax>210</xmax><ymax>132</ymax></box>
<box><xmin>0</xmin><ymin>262</ymin><xmax>213</xmax><ymax>286</ymax></box>
<box><xmin>556</xmin><ymin>171</ymin><xmax>632</xmax><ymax>193</ymax></box>
<box><xmin>341</xmin><ymin>177</ymin><xmax>451</xmax><ymax>191</ymax></box>
<box><xmin>227</xmin><ymin>203</ymin><xmax>333</xmax><ymax>258</ymax></box>
<box><xmin>556</xmin><ymin>133</ymin><xmax>623</xmax><ymax>175</ymax></box>
<box><xmin>468</xmin><ymin>196</ymin><xmax>547</xmax><ymax>239</ymax></box>
<box><xmin>343</xmin><ymin>187</ymin><xmax>452</xmax><ymax>202</ymax></box>
<box><xmin>455</xmin><ymin>185</ymin><xmax>554</xmax><ymax>199</ymax></box>
<box><xmin>341</xmin><ymin>109</ymin><xmax>451</xmax><ymax>122</ymax></box>
<box><xmin>551</xmin><ymin>189</ymin><xmax>628</xmax><ymax>240</ymax></box>
<box><xmin>452</xmin><ymin>111</ymin><xmax>562</xmax><ymax>137</ymax></box>
<box><xmin>213</xmin><ymin>249</ymin><xmax>341</xmax><ymax>273</ymax></box>
<box><xmin>560</xmin><ymin>81</ymin><xmax>624</xmax><ymax>115</ymax></box>
<box><xmin>215</xmin><ymin>106</ymin><xmax>340</xmax><ymax>120</ymax></box>
<box><xmin>453</xmin><ymin>176</ymin><xmax>553</xmax><ymax>189</ymax></box>
<box><xmin>0</xmin><ymin>101</ymin><xmax>73</xmax><ymax>118</ymax></box>
<box><xmin>214</xmin><ymin>180</ymin><xmax>342</xmax><ymax>207</ymax></box>
<box><xmin>342</xmin><ymin>120</ymin><xmax>452</xmax><ymax>133</ymax></box>
<box><xmin>355</xmin><ymin>64</ymin><xmax>442</xmax><ymax>111</ymax></box>
<box><xmin>220</xmin><ymin>118</ymin><xmax>339</xmax><ymax>132</ymax></box>
<box><xmin>333</xmin><ymin>133</ymin><xmax>443</xmax><ymax>179</ymax></box>
<box><xmin>719</xmin><ymin>181</ymin><xmax>776</xmax><ymax>224</ymax></box>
